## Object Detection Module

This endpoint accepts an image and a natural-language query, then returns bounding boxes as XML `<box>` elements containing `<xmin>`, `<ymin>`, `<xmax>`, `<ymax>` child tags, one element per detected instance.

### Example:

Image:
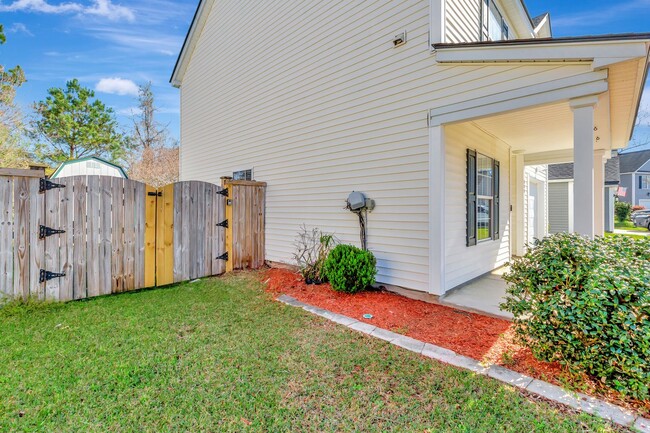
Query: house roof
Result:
<box><xmin>548</xmin><ymin>156</ymin><xmax>620</xmax><ymax>185</ymax></box>
<box><xmin>531</xmin><ymin>13</ymin><xmax>548</xmax><ymax>28</ymax></box>
<box><xmin>51</xmin><ymin>156</ymin><xmax>128</xmax><ymax>179</ymax></box>
<box><xmin>619</xmin><ymin>149</ymin><xmax>650</xmax><ymax>174</ymax></box>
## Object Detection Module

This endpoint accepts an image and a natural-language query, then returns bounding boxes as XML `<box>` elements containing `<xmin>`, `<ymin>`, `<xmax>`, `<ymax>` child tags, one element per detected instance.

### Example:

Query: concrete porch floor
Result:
<box><xmin>439</xmin><ymin>267</ymin><xmax>513</xmax><ymax>320</ymax></box>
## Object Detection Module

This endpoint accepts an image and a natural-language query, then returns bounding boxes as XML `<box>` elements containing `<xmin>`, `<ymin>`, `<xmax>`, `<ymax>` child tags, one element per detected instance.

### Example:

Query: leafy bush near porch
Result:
<box><xmin>502</xmin><ymin>233</ymin><xmax>650</xmax><ymax>400</ymax></box>
<box><xmin>324</xmin><ymin>244</ymin><xmax>376</xmax><ymax>293</ymax></box>
<box><xmin>615</xmin><ymin>201</ymin><xmax>632</xmax><ymax>222</ymax></box>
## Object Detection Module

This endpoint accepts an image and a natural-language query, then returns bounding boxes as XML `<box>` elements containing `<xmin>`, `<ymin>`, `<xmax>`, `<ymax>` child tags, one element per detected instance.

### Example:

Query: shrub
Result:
<box><xmin>324</xmin><ymin>244</ymin><xmax>377</xmax><ymax>293</ymax></box>
<box><xmin>615</xmin><ymin>201</ymin><xmax>632</xmax><ymax>222</ymax></box>
<box><xmin>502</xmin><ymin>233</ymin><xmax>650</xmax><ymax>400</ymax></box>
<box><xmin>293</xmin><ymin>225</ymin><xmax>337</xmax><ymax>284</ymax></box>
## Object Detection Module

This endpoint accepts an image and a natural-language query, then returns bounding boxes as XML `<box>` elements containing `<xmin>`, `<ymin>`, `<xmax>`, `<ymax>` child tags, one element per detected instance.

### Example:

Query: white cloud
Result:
<box><xmin>96</xmin><ymin>77</ymin><xmax>139</xmax><ymax>96</ymax></box>
<box><xmin>0</xmin><ymin>0</ymin><xmax>134</xmax><ymax>22</ymax></box>
<box><xmin>117</xmin><ymin>106</ymin><xmax>141</xmax><ymax>116</ymax></box>
<box><xmin>7</xmin><ymin>22</ymin><xmax>34</xmax><ymax>36</ymax></box>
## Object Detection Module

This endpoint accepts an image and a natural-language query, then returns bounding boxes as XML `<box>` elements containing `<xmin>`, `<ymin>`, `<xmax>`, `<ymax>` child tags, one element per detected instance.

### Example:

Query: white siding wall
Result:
<box><xmin>54</xmin><ymin>160</ymin><xmax>124</xmax><ymax>179</ymax></box>
<box><xmin>445</xmin><ymin>0</ymin><xmax>480</xmax><ymax>43</ymax></box>
<box><xmin>180</xmin><ymin>0</ymin><xmax>600</xmax><ymax>292</ymax></box>
<box><xmin>444</xmin><ymin>123</ymin><xmax>510</xmax><ymax>289</ymax></box>
<box><xmin>548</xmin><ymin>181</ymin><xmax>570</xmax><ymax>233</ymax></box>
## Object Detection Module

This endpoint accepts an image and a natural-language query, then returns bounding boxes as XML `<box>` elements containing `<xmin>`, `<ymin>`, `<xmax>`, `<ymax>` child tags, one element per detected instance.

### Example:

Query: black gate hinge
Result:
<box><xmin>216</xmin><ymin>252</ymin><xmax>229</xmax><ymax>261</ymax></box>
<box><xmin>39</xmin><ymin>269</ymin><xmax>66</xmax><ymax>283</ymax></box>
<box><xmin>216</xmin><ymin>188</ymin><xmax>228</xmax><ymax>197</ymax></box>
<box><xmin>216</xmin><ymin>219</ymin><xmax>228</xmax><ymax>228</ymax></box>
<box><xmin>39</xmin><ymin>178</ymin><xmax>65</xmax><ymax>193</ymax></box>
<box><xmin>39</xmin><ymin>225</ymin><xmax>66</xmax><ymax>239</ymax></box>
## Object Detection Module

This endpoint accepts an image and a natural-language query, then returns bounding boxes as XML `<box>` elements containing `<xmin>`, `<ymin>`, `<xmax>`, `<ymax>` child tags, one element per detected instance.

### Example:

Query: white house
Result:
<box><xmin>618</xmin><ymin>149</ymin><xmax>650</xmax><ymax>209</ymax></box>
<box><xmin>51</xmin><ymin>156</ymin><xmax>128</xmax><ymax>180</ymax></box>
<box><xmin>171</xmin><ymin>0</ymin><xmax>649</xmax><ymax>296</ymax></box>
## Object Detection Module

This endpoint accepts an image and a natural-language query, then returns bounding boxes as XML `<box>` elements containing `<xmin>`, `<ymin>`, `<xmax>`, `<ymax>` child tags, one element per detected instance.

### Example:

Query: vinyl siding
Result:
<box><xmin>548</xmin><ymin>181</ymin><xmax>569</xmax><ymax>233</ymax></box>
<box><xmin>446</xmin><ymin>0</ymin><xmax>480</xmax><ymax>43</ymax></box>
<box><xmin>523</xmin><ymin>165</ymin><xmax>547</xmax><ymax>245</ymax></box>
<box><xmin>444</xmin><ymin>123</ymin><xmax>510</xmax><ymax>290</ymax></box>
<box><xmin>53</xmin><ymin>161</ymin><xmax>124</xmax><ymax>179</ymax></box>
<box><xmin>179</xmin><ymin>0</ymin><xmax>600</xmax><ymax>292</ymax></box>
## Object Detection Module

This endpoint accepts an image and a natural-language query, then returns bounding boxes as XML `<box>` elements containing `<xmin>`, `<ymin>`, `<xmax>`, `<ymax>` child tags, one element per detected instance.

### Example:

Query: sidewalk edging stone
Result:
<box><xmin>277</xmin><ymin>294</ymin><xmax>648</xmax><ymax>432</ymax></box>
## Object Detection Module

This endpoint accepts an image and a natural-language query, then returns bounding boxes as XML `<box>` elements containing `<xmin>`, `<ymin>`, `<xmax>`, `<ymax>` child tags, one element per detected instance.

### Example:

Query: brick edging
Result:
<box><xmin>277</xmin><ymin>294</ymin><xmax>649</xmax><ymax>432</ymax></box>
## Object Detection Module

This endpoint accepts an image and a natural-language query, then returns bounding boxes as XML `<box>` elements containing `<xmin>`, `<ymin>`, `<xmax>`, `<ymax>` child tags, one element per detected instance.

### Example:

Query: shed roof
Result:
<box><xmin>51</xmin><ymin>156</ymin><xmax>128</xmax><ymax>179</ymax></box>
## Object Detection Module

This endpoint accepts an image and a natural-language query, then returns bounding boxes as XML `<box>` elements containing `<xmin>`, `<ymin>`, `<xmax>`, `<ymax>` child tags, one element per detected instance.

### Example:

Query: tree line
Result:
<box><xmin>0</xmin><ymin>23</ymin><xmax>178</xmax><ymax>187</ymax></box>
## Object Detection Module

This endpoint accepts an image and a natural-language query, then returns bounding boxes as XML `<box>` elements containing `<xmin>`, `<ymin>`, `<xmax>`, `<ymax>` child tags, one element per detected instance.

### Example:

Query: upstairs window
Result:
<box><xmin>482</xmin><ymin>0</ymin><xmax>509</xmax><ymax>41</ymax></box>
<box><xmin>640</xmin><ymin>175</ymin><xmax>650</xmax><ymax>190</ymax></box>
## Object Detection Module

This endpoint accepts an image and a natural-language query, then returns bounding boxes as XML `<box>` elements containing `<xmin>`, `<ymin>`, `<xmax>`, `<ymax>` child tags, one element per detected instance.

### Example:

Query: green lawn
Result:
<box><xmin>606</xmin><ymin>232</ymin><xmax>648</xmax><ymax>240</ymax></box>
<box><xmin>0</xmin><ymin>273</ymin><xmax>622</xmax><ymax>432</ymax></box>
<box><xmin>615</xmin><ymin>220</ymin><xmax>649</xmax><ymax>232</ymax></box>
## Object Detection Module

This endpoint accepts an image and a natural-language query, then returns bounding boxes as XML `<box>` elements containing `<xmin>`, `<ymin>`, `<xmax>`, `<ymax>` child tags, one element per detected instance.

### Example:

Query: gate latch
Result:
<box><xmin>39</xmin><ymin>225</ymin><xmax>66</xmax><ymax>239</ymax></box>
<box><xmin>216</xmin><ymin>219</ymin><xmax>228</xmax><ymax>228</ymax></box>
<box><xmin>39</xmin><ymin>269</ymin><xmax>66</xmax><ymax>283</ymax></box>
<box><xmin>216</xmin><ymin>188</ymin><xmax>228</xmax><ymax>197</ymax></box>
<box><xmin>39</xmin><ymin>178</ymin><xmax>65</xmax><ymax>193</ymax></box>
<box><xmin>216</xmin><ymin>252</ymin><xmax>229</xmax><ymax>261</ymax></box>
<box><xmin>148</xmin><ymin>191</ymin><xmax>162</xmax><ymax>197</ymax></box>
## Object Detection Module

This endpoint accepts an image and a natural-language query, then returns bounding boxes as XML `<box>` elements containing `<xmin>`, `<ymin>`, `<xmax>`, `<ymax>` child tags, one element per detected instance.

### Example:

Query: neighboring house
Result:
<box><xmin>51</xmin><ymin>156</ymin><xmax>128</xmax><ymax>179</ymax></box>
<box><xmin>548</xmin><ymin>155</ymin><xmax>620</xmax><ymax>234</ymax></box>
<box><xmin>171</xmin><ymin>0</ymin><xmax>649</xmax><ymax>296</ymax></box>
<box><xmin>618</xmin><ymin>149</ymin><xmax>650</xmax><ymax>209</ymax></box>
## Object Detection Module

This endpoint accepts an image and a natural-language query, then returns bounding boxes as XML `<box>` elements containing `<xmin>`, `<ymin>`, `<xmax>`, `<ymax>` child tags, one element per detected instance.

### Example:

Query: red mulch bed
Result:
<box><xmin>263</xmin><ymin>268</ymin><xmax>649</xmax><ymax>416</ymax></box>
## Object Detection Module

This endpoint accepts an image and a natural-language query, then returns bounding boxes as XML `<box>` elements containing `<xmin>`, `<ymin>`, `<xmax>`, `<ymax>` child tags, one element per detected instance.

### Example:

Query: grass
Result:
<box><xmin>0</xmin><ymin>273</ymin><xmax>624</xmax><ymax>432</ymax></box>
<box><xmin>605</xmin><ymin>232</ymin><xmax>648</xmax><ymax>240</ymax></box>
<box><xmin>615</xmin><ymin>220</ymin><xmax>649</xmax><ymax>232</ymax></box>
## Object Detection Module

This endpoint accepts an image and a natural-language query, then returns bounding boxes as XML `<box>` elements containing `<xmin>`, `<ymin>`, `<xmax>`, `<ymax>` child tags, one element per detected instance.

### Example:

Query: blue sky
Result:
<box><xmin>0</xmin><ymin>0</ymin><xmax>649</xmax><ymax>146</ymax></box>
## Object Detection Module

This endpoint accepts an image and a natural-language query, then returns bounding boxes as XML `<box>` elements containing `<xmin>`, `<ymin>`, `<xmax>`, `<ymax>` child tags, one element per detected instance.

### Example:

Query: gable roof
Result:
<box><xmin>619</xmin><ymin>149</ymin><xmax>650</xmax><ymax>174</ymax></box>
<box><xmin>51</xmin><ymin>156</ymin><xmax>128</xmax><ymax>179</ymax></box>
<box><xmin>548</xmin><ymin>156</ymin><xmax>620</xmax><ymax>185</ymax></box>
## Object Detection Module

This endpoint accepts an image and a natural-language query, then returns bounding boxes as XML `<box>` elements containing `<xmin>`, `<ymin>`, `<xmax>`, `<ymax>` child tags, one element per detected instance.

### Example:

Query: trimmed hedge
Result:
<box><xmin>324</xmin><ymin>244</ymin><xmax>376</xmax><ymax>294</ymax></box>
<box><xmin>502</xmin><ymin>233</ymin><xmax>650</xmax><ymax>400</ymax></box>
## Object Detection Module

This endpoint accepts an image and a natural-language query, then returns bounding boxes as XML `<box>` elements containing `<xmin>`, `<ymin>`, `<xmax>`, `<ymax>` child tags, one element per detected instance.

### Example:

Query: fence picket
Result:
<box><xmin>58</xmin><ymin>177</ymin><xmax>74</xmax><ymax>301</ymax></box>
<box><xmin>123</xmin><ymin>180</ymin><xmax>136</xmax><ymax>291</ymax></box>
<box><xmin>43</xmin><ymin>181</ymin><xmax>60</xmax><ymax>301</ymax></box>
<box><xmin>100</xmin><ymin>177</ymin><xmax>113</xmax><ymax>296</ymax></box>
<box><xmin>173</xmin><ymin>183</ymin><xmax>183</xmax><ymax>283</ymax></box>
<box><xmin>73</xmin><ymin>176</ymin><xmax>87</xmax><ymax>300</ymax></box>
<box><xmin>134</xmin><ymin>182</ymin><xmax>145</xmax><ymax>290</ymax></box>
<box><xmin>86</xmin><ymin>176</ymin><xmax>100</xmax><ymax>298</ymax></box>
<box><xmin>0</xmin><ymin>176</ymin><xmax>13</xmax><ymax>298</ymax></box>
<box><xmin>28</xmin><ymin>178</ymin><xmax>44</xmax><ymax>299</ymax></box>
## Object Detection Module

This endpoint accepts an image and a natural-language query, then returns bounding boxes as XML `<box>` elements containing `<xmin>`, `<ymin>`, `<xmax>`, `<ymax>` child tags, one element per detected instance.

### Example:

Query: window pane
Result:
<box><xmin>477</xmin><ymin>198</ymin><xmax>492</xmax><ymax>241</ymax></box>
<box><xmin>477</xmin><ymin>154</ymin><xmax>493</xmax><ymax>197</ymax></box>
<box><xmin>488</xmin><ymin>1</ymin><xmax>504</xmax><ymax>41</ymax></box>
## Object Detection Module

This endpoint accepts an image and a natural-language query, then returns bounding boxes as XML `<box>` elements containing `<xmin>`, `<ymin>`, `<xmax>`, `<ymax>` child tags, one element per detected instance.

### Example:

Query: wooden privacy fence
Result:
<box><xmin>0</xmin><ymin>171</ymin><xmax>266</xmax><ymax>302</ymax></box>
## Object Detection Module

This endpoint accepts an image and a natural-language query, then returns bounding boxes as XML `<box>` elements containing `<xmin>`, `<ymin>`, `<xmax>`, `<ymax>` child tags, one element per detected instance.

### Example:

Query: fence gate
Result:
<box><xmin>222</xmin><ymin>179</ymin><xmax>267</xmax><ymax>272</ymax></box>
<box><xmin>0</xmin><ymin>171</ymin><xmax>272</xmax><ymax>302</ymax></box>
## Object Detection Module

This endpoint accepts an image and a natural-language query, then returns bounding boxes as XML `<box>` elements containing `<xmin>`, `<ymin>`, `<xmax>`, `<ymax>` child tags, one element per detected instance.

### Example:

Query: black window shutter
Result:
<box><xmin>467</xmin><ymin>149</ymin><xmax>477</xmax><ymax>246</ymax></box>
<box><xmin>640</xmin><ymin>176</ymin><xmax>643</xmax><ymax>190</ymax></box>
<box><xmin>493</xmin><ymin>160</ymin><xmax>500</xmax><ymax>240</ymax></box>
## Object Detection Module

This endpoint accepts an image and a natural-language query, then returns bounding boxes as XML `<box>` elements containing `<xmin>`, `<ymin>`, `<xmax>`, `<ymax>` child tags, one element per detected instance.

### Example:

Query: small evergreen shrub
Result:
<box><xmin>324</xmin><ymin>244</ymin><xmax>377</xmax><ymax>293</ymax></box>
<box><xmin>615</xmin><ymin>201</ymin><xmax>632</xmax><ymax>222</ymax></box>
<box><xmin>502</xmin><ymin>233</ymin><xmax>650</xmax><ymax>400</ymax></box>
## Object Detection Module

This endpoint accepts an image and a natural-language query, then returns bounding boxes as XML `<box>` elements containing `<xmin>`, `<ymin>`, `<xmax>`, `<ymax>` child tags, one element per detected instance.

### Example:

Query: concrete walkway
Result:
<box><xmin>614</xmin><ymin>229</ymin><xmax>650</xmax><ymax>236</ymax></box>
<box><xmin>277</xmin><ymin>294</ymin><xmax>649</xmax><ymax>432</ymax></box>
<box><xmin>439</xmin><ymin>267</ymin><xmax>512</xmax><ymax>320</ymax></box>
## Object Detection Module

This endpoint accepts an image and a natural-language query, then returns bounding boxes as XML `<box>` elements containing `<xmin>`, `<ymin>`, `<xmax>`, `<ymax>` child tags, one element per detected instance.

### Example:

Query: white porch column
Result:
<box><xmin>512</xmin><ymin>151</ymin><xmax>525</xmax><ymax>256</ymax></box>
<box><xmin>570</xmin><ymin>96</ymin><xmax>599</xmax><ymax>238</ymax></box>
<box><xmin>593</xmin><ymin>150</ymin><xmax>608</xmax><ymax>236</ymax></box>
<box><xmin>429</xmin><ymin>125</ymin><xmax>446</xmax><ymax>295</ymax></box>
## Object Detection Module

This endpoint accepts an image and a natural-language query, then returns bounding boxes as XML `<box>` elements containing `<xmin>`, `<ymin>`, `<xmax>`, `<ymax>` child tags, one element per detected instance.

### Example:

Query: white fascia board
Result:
<box><xmin>434</xmin><ymin>40</ymin><xmax>648</xmax><ymax>66</ymax></box>
<box><xmin>171</xmin><ymin>0</ymin><xmax>215</xmax><ymax>88</ymax></box>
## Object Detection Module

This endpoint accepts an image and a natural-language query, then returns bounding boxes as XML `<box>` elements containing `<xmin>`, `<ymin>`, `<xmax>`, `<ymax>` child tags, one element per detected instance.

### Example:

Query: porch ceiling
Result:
<box><xmin>472</xmin><ymin>101</ymin><xmax>574</xmax><ymax>153</ymax></box>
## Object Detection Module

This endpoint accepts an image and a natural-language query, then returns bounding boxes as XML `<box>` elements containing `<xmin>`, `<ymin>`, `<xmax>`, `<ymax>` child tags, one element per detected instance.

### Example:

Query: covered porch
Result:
<box><xmin>427</xmin><ymin>34</ymin><xmax>650</xmax><ymax>308</ymax></box>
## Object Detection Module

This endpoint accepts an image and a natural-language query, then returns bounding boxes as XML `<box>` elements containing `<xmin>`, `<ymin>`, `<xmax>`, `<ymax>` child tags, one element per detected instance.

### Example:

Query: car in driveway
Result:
<box><xmin>632</xmin><ymin>210</ymin><xmax>650</xmax><ymax>230</ymax></box>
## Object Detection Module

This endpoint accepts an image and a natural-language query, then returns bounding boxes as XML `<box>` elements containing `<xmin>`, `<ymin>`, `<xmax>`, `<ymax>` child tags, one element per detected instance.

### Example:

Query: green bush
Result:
<box><xmin>615</xmin><ymin>201</ymin><xmax>632</xmax><ymax>222</ymax></box>
<box><xmin>324</xmin><ymin>244</ymin><xmax>377</xmax><ymax>293</ymax></box>
<box><xmin>502</xmin><ymin>233</ymin><xmax>650</xmax><ymax>400</ymax></box>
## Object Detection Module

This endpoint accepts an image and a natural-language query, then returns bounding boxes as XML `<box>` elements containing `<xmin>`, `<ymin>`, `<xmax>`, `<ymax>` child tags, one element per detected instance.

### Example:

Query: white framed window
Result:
<box><xmin>467</xmin><ymin>150</ymin><xmax>500</xmax><ymax>246</ymax></box>
<box><xmin>233</xmin><ymin>169</ymin><xmax>253</xmax><ymax>181</ymax></box>
<box><xmin>482</xmin><ymin>0</ymin><xmax>509</xmax><ymax>41</ymax></box>
<box><xmin>640</xmin><ymin>175</ymin><xmax>650</xmax><ymax>190</ymax></box>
